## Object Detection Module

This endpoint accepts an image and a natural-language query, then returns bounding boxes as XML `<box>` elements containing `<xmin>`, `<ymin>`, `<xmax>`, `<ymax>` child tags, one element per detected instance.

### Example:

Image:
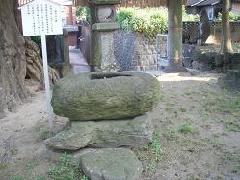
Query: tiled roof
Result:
<box><xmin>186</xmin><ymin>0</ymin><xmax>220</xmax><ymax>7</ymax></box>
<box><xmin>187</xmin><ymin>0</ymin><xmax>240</xmax><ymax>7</ymax></box>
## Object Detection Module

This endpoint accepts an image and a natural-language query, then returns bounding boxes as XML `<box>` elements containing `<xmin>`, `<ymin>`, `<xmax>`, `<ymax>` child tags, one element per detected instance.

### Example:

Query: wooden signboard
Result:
<box><xmin>20</xmin><ymin>0</ymin><xmax>63</xmax><ymax>129</ymax></box>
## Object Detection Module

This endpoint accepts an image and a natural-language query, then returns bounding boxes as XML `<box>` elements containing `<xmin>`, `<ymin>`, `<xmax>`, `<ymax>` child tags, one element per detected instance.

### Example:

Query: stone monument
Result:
<box><xmin>46</xmin><ymin>71</ymin><xmax>161</xmax><ymax>180</ymax></box>
<box><xmin>89</xmin><ymin>0</ymin><xmax>120</xmax><ymax>72</ymax></box>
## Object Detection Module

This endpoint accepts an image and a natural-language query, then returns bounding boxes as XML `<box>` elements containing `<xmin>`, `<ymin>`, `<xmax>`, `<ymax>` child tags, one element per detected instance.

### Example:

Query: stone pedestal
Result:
<box><xmin>92</xmin><ymin>23</ymin><xmax>119</xmax><ymax>71</ymax></box>
<box><xmin>90</xmin><ymin>0</ymin><xmax>120</xmax><ymax>72</ymax></box>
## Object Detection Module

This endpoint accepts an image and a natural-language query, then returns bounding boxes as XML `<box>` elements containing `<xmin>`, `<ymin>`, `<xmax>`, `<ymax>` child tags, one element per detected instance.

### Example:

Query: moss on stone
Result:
<box><xmin>45</xmin><ymin>114</ymin><xmax>153</xmax><ymax>151</ymax></box>
<box><xmin>51</xmin><ymin>72</ymin><xmax>160</xmax><ymax>121</ymax></box>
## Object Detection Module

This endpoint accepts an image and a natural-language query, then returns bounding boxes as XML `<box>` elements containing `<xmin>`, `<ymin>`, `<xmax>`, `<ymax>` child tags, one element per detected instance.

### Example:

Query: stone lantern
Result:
<box><xmin>89</xmin><ymin>0</ymin><xmax>120</xmax><ymax>72</ymax></box>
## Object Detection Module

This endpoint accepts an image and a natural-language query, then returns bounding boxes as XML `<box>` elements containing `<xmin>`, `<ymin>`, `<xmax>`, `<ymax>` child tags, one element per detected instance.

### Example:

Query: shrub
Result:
<box><xmin>116</xmin><ymin>8</ymin><xmax>168</xmax><ymax>37</ymax></box>
<box><xmin>75</xmin><ymin>6</ymin><xmax>200</xmax><ymax>37</ymax></box>
<box><xmin>178</xmin><ymin>122</ymin><xmax>193</xmax><ymax>134</ymax></box>
<box><xmin>217</xmin><ymin>12</ymin><xmax>240</xmax><ymax>22</ymax></box>
<box><xmin>76</xmin><ymin>6</ymin><xmax>91</xmax><ymax>23</ymax></box>
<box><xmin>182</xmin><ymin>7</ymin><xmax>200</xmax><ymax>22</ymax></box>
<box><xmin>116</xmin><ymin>7</ymin><xmax>199</xmax><ymax>37</ymax></box>
<box><xmin>48</xmin><ymin>153</ymin><xmax>88</xmax><ymax>180</ymax></box>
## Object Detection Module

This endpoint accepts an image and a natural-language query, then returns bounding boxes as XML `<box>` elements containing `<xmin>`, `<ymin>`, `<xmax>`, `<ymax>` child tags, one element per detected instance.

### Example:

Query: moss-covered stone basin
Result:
<box><xmin>51</xmin><ymin>72</ymin><xmax>160</xmax><ymax>121</ymax></box>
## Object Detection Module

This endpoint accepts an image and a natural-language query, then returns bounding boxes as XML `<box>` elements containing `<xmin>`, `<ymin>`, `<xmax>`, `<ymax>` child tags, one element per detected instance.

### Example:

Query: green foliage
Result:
<box><xmin>10</xmin><ymin>176</ymin><xmax>23</xmax><ymax>180</ymax></box>
<box><xmin>76</xmin><ymin>6</ymin><xmax>91</xmax><ymax>23</ymax></box>
<box><xmin>48</xmin><ymin>153</ymin><xmax>88</xmax><ymax>180</ymax></box>
<box><xmin>217</xmin><ymin>12</ymin><xmax>240</xmax><ymax>21</ymax></box>
<box><xmin>219</xmin><ymin>96</ymin><xmax>240</xmax><ymax>132</ymax></box>
<box><xmin>116</xmin><ymin>8</ymin><xmax>134</xmax><ymax>26</ymax></box>
<box><xmin>134</xmin><ymin>131</ymin><xmax>162</xmax><ymax>176</ymax></box>
<box><xmin>116</xmin><ymin>7</ymin><xmax>199</xmax><ymax>37</ymax></box>
<box><xmin>178</xmin><ymin>122</ymin><xmax>193</xmax><ymax>134</ymax></box>
<box><xmin>0</xmin><ymin>163</ymin><xmax>8</xmax><ymax>170</ymax></box>
<box><xmin>117</xmin><ymin>8</ymin><xmax>168</xmax><ymax>37</ymax></box>
<box><xmin>75</xmin><ymin>6</ymin><xmax>199</xmax><ymax>36</ymax></box>
<box><xmin>149</xmin><ymin>131</ymin><xmax>162</xmax><ymax>161</ymax></box>
<box><xmin>182</xmin><ymin>7</ymin><xmax>200</xmax><ymax>22</ymax></box>
<box><xmin>31</xmin><ymin>36</ymin><xmax>41</xmax><ymax>47</ymax></box>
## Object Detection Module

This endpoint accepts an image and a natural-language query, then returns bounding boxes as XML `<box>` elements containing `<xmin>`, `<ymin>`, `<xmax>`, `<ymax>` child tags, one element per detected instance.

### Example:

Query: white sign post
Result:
<box><xmin>41</xmin><ymin>35</ymin><xmax>53</xmax><ymax>129</ymax></box>
<box><xmin>20</xmin><ymin>0</ymin><xmax>63</xmax><ymax>130</ymax></box>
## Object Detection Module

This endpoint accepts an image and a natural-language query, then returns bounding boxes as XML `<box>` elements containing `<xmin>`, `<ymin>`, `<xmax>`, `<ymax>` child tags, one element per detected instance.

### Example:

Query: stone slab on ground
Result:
<box><xmin>51</xmin><ymin>72</ymin><xmax>160</xmax><ymax>121</ymax></box>
<box><xmin>45</xmin><ymin>114</ymin><xmax>153</xmax><ymax>151</ymax></box>
<box><xmin>79</xmin><ymin>148</ymin><xmax>143</xmax><ymax>180</ymax></box>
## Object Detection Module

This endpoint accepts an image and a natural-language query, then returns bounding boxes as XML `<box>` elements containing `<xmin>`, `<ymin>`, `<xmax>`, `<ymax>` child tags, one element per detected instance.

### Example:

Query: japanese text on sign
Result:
<box><xmin>21</xmin><ymin>0</ymin><xmax>63</xmax><ymax>36</ymax></box>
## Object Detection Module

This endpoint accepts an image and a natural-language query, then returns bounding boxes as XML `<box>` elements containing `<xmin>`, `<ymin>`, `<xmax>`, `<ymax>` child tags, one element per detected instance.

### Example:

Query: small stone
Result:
<box><xmin>79</xmin><ymin>148</ymin><xmax>143</xmax><ymax>180</ymax></box>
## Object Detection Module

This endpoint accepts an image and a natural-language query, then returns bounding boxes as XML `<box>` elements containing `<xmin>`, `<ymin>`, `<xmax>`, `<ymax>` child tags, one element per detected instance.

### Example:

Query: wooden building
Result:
<box><xmin>186</xmin><ymin>0</ymin><xmax>240</xmax><ymax>20</ymax></box>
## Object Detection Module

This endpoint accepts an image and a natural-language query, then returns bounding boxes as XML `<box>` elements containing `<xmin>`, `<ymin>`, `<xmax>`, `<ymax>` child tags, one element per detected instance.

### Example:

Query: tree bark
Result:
<box><xmin>220</xmin><ymin>0</ymin><xmax>233</xmax><ymax>64</ymax></box>
<box><xmin>199</xmin><ymin>9</ymin><xmax>210</xmax><ymax>45</ymax></box>
<box><xmin>25</xmin><ymin>37</ymin><xmax>60</xmax><ymax>86</ymax></box>
<box><xmin>0</xmin><ymin>0</ymin><xmax>28</xmax><ymax>117</ymax></box>
<box><xmin>167</xmin><ymin>0</ymin><xmax>183</xmax><ymax>68</ymax></box>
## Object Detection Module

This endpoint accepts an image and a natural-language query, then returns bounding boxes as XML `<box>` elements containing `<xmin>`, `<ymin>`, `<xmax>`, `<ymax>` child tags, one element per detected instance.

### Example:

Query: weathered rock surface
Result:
<box><xmin>51</xmin><ymin>72</ymin><xmax>160</xmax><ymax>121</ymax></box>
<box><xmin>79</xmin><ymin>148</ymin><xmax>143</xmax><ymax>180</ymax></box>
<box><xmin>35</xmin><ymin>115</ymin><xmax>70</xmax><ymax>140</ymax></box>
<box><xmin>46</xmin><ymin>114</ymin><xmax>153</xmax><ymax>151</ymax></box>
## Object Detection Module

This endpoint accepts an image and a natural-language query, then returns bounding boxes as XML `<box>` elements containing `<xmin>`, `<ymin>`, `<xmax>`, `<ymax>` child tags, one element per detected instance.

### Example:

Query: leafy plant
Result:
<box><xmin>117</xmin><ymin>8</ymin><xmax>168</xmax><ymax>37</ymax></box>
<box><xmin>217</xmin><ymin>12</ymin><xmax>240</xmax><ymax>21</ymax></box>
<box><xmin>149</xmin><ymin>131</ymin><xmax>162</xmax><ymax>161</ymax></box>
<box><xmin>178</xmin><ymin>122</ymin><xmax>194</xmax><ymax>134</ymax></box>
<box><xmin>182</xmin><ymin>6</ymin><xmax>200</xmax><ymax>22</ymax></box>
<box><xmin>116</xmin><ymin>7</ymin><xmax>199</xmax><ymax>37</ymax></box>
<box><xmin>10</xmin><ymin>176</ymin><xmax>23</xmax><ymax>180</ymax></box>
<box><xmin>48</xmin><ymin>153</ymin><xmax>88</xmax><ymax>180</ymax></box>
<box><xmin>76</xmin><ymin>6</ymin><xmax>91</xmax><ymax>23</ymax></box>
<box><xmin>134</xmin><ymin>131</ymin><xmax>162</xmax><ymax>176</ymax></box>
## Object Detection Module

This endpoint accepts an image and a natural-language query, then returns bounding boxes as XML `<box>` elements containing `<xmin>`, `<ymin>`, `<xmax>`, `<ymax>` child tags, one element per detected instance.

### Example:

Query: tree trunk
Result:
<box><xmin>25</xmin><ymin>37</ymin><xmax>60</xmax><ymax>87</ymax></box>
<box><xmin>221</xmin><ymin>0</ymin><xmax>233</xmax><ymax>64</ymax></box>
<box><xmin>0</xmin><ymin>0</ymin><xmax>28</xmax><ymax>117</ymax></box>
<box><xmin>167</xmin><ymin>0</ymin><xmax>183</xmax><ymax>69</ymax></box>
<box><xmin>199</xmin><ymin>9</ymin><xmax>210</xmax><ymax>45</ymax></box>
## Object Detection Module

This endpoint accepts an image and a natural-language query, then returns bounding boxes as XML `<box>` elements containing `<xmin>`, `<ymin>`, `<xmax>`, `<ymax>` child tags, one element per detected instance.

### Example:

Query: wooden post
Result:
<box><xmin>168</xmin><ymin>0</ymin><xmax>183</xmax><ymax>68</ymax></box>
<box><xmin>221</xmin><ymin>0</ymin><xmax>233</xmax><ymax>64</ymax></box>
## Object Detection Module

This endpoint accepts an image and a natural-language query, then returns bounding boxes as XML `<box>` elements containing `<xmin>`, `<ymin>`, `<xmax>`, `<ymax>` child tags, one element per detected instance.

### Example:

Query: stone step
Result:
<box><xmin>45</xmin><ymin>114</ymin><xmax>153</xmax><ymax>151</ymax></box>
<box><xmin>78</xmin><ymin>148</ymin><xmax>142</xmax><ymax>180</ymax></box>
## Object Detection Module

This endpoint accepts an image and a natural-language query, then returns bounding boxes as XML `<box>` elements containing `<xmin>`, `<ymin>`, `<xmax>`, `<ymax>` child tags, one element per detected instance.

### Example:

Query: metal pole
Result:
<box><xmin>41</xmin><ymin>35</ymin><xmax>53</xmax><ymax>130</ymax></box>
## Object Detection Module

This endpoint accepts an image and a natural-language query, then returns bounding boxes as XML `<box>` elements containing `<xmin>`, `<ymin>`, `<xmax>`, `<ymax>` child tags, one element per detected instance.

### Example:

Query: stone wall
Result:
<box><xmin>132</xmin><ymin>35</ymin><xmax>158</xmax><ymax>71</ymax></box>
<box><xmin>114</xmin><ymin>31</ymin><xmax>161</xmax><ymax>72</ymax></box>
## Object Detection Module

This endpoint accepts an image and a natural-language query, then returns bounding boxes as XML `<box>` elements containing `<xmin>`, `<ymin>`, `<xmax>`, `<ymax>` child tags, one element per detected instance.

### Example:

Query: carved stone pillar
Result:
<box><xmin>90</xmin><ymin>0</ymin><xmax>120</xmax><ymax>72</ymax></box>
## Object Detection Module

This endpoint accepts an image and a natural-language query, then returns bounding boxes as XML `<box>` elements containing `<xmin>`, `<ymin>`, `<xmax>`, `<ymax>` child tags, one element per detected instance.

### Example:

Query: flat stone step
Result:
<box><xmin>79</xmin><ymin>148</ymin><xmax>143</xmax><ymax>180</ymax></box>
<box><xmin>45</xmin><ymin>114</ymin><xmax>153</xmax><ymax>151</ymax></box>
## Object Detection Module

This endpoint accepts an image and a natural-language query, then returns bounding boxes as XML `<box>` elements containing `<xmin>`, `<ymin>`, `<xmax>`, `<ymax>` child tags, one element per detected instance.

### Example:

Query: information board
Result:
<box><xmin>21</xmin><ymin>0</ymin><xmax>63</xmax><ymax>36</ymax></box>
<box><xmin>20</xmin><ymin>0</ymin><xmax>64</xmax><ymax>130</ymax></box>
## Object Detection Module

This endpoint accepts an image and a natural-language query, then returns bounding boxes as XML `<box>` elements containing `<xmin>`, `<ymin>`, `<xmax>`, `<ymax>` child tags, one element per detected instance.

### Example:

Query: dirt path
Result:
<box><xmin>0</xmin><ymin>84</ymin><xmax>51</xmax><ymax>179</ymax></box>
<box><xmin>147</xmin><ymin>72</ymin><xmax>240</xmax><ymax>180</ymax></box>
<box><xmin>0</xmin><ymin>72</ymin><xmax>239</xmax><ymax>180</ymax></box>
